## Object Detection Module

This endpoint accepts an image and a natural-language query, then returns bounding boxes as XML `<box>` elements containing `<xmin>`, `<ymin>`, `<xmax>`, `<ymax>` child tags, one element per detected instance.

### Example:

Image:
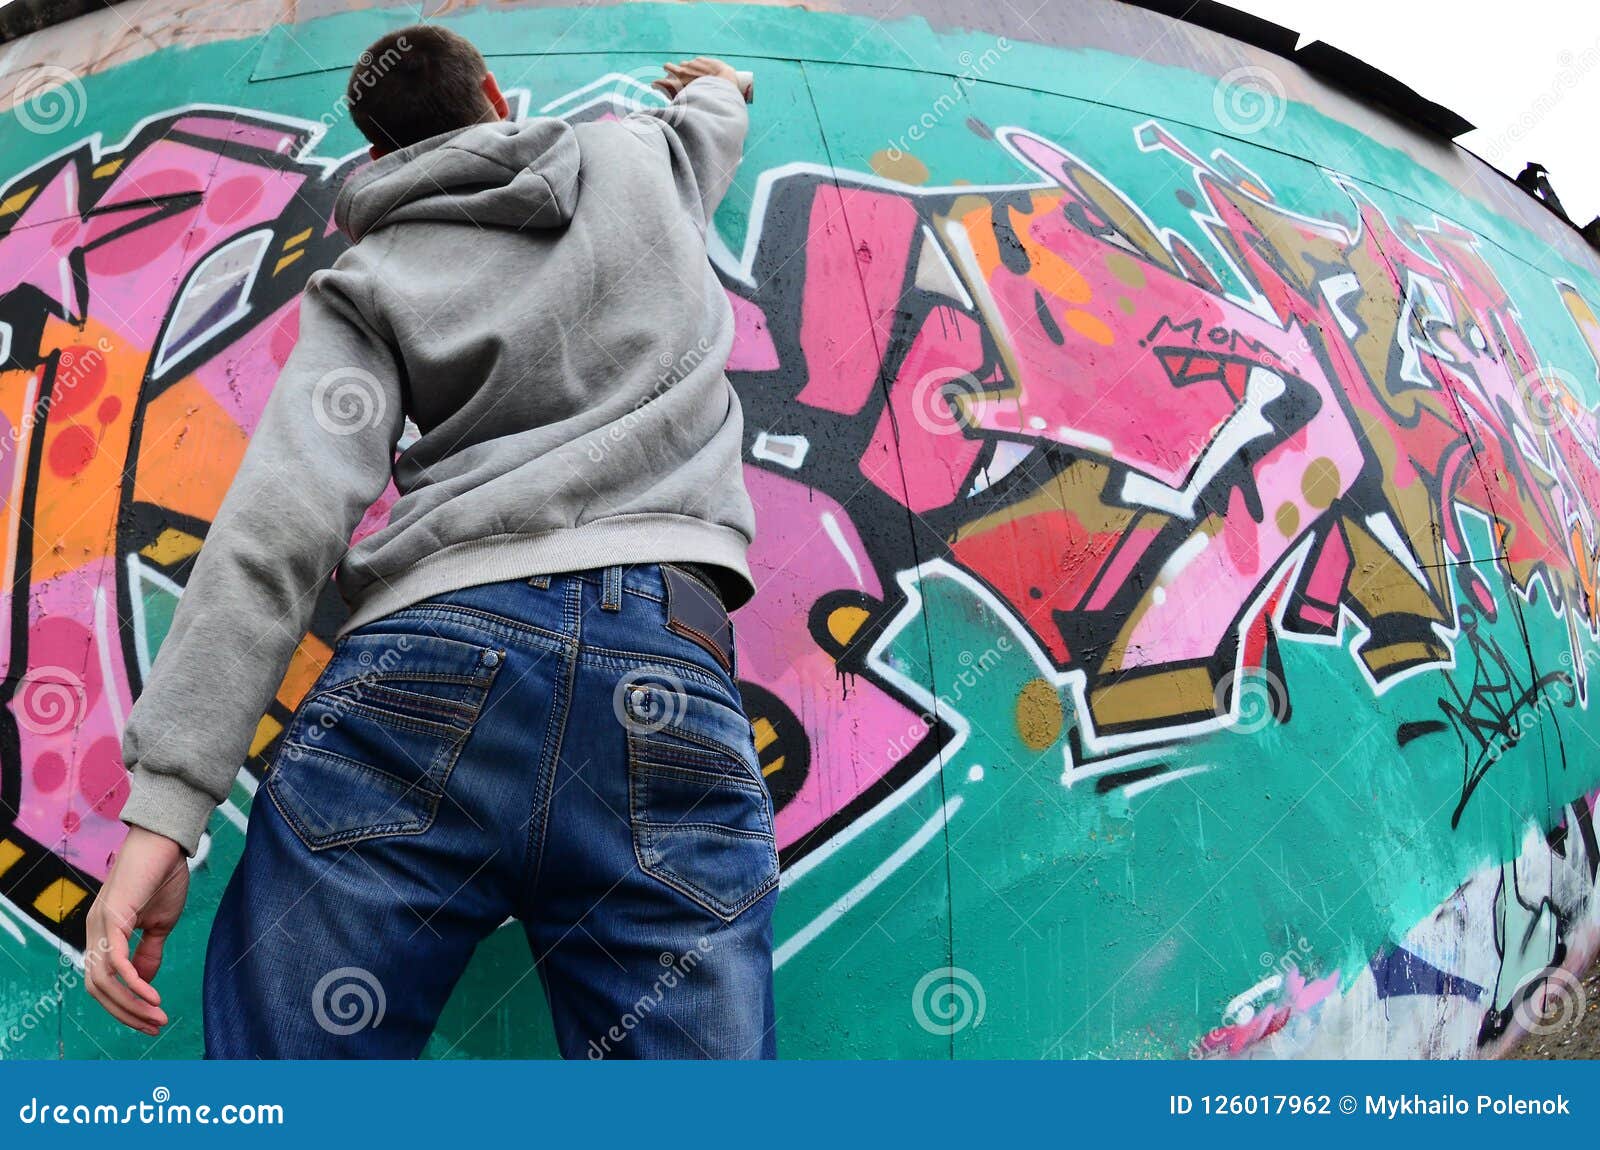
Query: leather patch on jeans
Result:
<box><xmin>663</xmin><ymin>564</ymin><xmax>733</xmax><ymax>672</ymax></box>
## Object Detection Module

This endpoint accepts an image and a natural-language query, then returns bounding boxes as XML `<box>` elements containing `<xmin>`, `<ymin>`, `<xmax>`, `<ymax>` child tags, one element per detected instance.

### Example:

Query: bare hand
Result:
<box><xmin>653</xmin><ymin>56</ymin><xmax>741</xmax><ymax>98</ymax></box>
<box><xmin>84</xmin><ymin>826</ymin><xmax>189</xmax><ymax>1036</ymax></box>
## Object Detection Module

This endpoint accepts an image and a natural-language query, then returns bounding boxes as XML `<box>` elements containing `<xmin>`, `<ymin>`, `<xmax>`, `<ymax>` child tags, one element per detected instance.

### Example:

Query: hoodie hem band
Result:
<box><xmin>336</xmin><ymin>515</ymin><xmax>755</xmax><ymax>635</ymax></box>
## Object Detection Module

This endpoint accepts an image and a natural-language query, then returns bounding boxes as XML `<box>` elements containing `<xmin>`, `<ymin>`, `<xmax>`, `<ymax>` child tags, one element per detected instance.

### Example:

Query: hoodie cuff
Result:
<box><xmin>684</xmin><ymin>74</ymin><xmax>741</xmax><ymax>99</ymax></box>
<box><xmin>119</xmin><ymin>768</ymin><xmax>217</xmax><ymax>857</ymax></box>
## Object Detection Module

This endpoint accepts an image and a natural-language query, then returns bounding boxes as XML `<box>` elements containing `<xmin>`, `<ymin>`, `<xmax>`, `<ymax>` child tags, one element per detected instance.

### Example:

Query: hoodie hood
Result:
<box><xmin>335</xmin><ymin>118</ymin><xmax>581</xmax><ymax>242</ymax></box>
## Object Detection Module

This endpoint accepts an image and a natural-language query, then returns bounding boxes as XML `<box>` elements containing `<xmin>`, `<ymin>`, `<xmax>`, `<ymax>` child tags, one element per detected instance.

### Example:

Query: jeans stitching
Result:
<box><xmin>632</xmin><ymin>815</ymin><xmax>779</xmax><ymax>922</ymax></box>
<box><xmin>631</xmin><ymin>758</ymin><xmax>768</xmax><ymax>797</ymax></box>
<box><xmin>382</xmin><ymin>603</ymin><xmax>568</xmax><ymax>653</ymax></box>
<box><xmin>300</xmin><ymin>670</ymin><xmax>493</xmax><ymax>714</ymax></box>
<box><xmin>638</xmin><ymin>723</ymin><xmax>766</xmax><ymax>790</ymax></box>
<box><xmin>523</xmin><ymin>580</ymin><xmax>582</xmax><ymax>901</ymax></box>
<box><xmin>629</xmin><ymin>739</ymin><xmax>767</xmax><ymax>794</ymax></box>
<box><xmin>577</xmin><ymin>647</ymin><xmax>726</xmax><ymax>691</ymax></box>
<box><xmin>267</xmin><ymin>749</ymin><xmax>442</xmax><ymax>851</ymax></box>
<box><xmin>628</xmin><ymin>742</ymin><xmax>778</xmax><ymax>922</ymax></box>
<box><xmin>268</xmin><ymin>658</ymin><xmax>505</xmax><ymax>852</ymax></box>
<box><xmin>346</xmin><ymin>681</ymin><xmax>481</xmax><ymax>724</ymax></box>
<box><xmin>304</xmin><ymin>698</ymin><xmax>472</xmax><ymax>741</ymax></box>
<box><xmin>635</xmin><ymin>817</ymin><xmax>774</xmax><ymax>841</ymax></box>
<box><xmin>601</xmin><ymin>564</ymin><xmax>623</xmax><ymax>611</ymax></box>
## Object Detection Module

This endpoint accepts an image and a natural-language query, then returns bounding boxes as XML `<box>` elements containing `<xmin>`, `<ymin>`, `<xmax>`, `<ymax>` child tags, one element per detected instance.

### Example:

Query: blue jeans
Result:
<box><xmin>204</xmin><ymin>564</ymin><xmax>778</xmax><ymax>1059</ymax></box>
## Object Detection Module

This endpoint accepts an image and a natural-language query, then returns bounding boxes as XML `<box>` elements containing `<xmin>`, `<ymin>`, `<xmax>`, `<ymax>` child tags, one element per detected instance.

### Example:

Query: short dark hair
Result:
<box><xmin>346</xmin><ymin>25</ymin><xmax>495</xmax><ymax>153</ymax></box>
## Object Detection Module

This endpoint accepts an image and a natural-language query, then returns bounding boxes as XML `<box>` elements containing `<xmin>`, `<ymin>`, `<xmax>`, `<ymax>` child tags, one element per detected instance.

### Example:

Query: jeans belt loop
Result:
<box><xmin>601</xmin><ymin>564</ymin><xmax>624</xmax><ymax>611</ymax></box>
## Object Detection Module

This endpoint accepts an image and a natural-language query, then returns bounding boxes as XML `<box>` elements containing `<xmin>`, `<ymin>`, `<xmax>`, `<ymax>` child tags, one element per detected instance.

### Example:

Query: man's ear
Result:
<box><xmin>368</xmin><ymin>145</ymin><xmax>387</xmax><ymax>162</ymax></box>
<box><xmin>483</xmin><ymin>72</ymin><xmax>511</xmax><ymax>120</ymax></box>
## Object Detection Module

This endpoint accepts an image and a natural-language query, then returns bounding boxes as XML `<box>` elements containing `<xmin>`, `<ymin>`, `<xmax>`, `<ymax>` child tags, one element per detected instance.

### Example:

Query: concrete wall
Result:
<box><xmin>2</xmin><ymin>0</ymin><xmax>1599</xmax><ymax>1059</ymax></box>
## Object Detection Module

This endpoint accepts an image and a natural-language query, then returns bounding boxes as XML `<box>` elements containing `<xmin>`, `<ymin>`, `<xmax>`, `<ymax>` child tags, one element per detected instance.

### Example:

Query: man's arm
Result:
<box><xmin>85</xmin><ymin>253</ymin><xmax>404</xmax><ymax>1033</ymax></box>
<box><xmin>631</xmin><ymin>57</ymin><xmax>750</xmax><ymax>226</ymax></box>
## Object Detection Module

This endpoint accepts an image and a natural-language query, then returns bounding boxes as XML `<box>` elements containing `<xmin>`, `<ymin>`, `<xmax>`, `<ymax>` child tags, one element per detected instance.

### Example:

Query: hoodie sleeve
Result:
<box><xmin>629</xmin><ymin>74</ymin><xmax>749</xmax><ymax>227</ymax></box>
<box><xmin>118</xmin><ymin>254</ymin><xmax>405</xmax><ymax>855</ymax></box>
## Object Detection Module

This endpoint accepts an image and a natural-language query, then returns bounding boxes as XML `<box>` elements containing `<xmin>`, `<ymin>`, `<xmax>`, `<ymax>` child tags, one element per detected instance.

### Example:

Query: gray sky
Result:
<box><xmin>1224</xmin><ymin>0</ymin><xmax>1600</xmax><ymax>226</ymax></box>
<box><xmin>1</xmin><ymin>0</ymin><xmax>1594</xmax><ymax>226</ymax></box>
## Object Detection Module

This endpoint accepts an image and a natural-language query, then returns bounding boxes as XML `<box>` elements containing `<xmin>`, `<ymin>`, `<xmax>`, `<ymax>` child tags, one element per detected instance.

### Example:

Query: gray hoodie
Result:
<box><xmin>119</xmin><ymin>76</ymin><xmax>755</xmax><ymax>854</ymax></box>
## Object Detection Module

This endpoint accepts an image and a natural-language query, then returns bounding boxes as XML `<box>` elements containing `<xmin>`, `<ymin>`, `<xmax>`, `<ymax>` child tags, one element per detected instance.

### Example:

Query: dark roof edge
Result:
<box><xmin>1121</xmin><ymin>2</ymin><xmax>1600</xmax><ymax>253</ymax></box>
<box><xmin>0</xmin><ymin>0</ymin><xmax>118</xmax><ymax>44</ymax></box>
<box><xmin>1118</xmin><ymin>1</ymin><xmax>1474</xmax><ymax>137</ymax></box>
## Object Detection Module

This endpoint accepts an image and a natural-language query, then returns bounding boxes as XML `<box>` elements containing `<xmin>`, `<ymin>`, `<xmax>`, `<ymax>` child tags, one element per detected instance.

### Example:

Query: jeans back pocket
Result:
<box><xmin>624</xmin><ymin>676</ymin><xmax>778</xmax><ymax>921</ymax></box>
<box><xmin>267</xmin><ymin>630</ymin><xmax>504</xmax><ymax>851</ymax></box>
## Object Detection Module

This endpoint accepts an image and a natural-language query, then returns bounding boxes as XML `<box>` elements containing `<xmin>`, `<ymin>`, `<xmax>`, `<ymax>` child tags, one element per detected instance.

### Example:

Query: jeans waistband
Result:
<box><xmin>526</xmin><ymin>562</ymin><xmax>725</xmax><ymax>607</ymax></box>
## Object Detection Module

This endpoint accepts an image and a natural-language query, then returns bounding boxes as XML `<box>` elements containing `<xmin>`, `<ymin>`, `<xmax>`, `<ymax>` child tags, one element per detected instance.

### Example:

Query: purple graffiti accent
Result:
<box><xmin>1369</xmin><ymin>946</ymin><xmax>1484</xmax><ymax>1001</ymax></box>
<box><xmin>192</xmin><ymin>298</ymin><xmax>304</xmax><ymax>435</ymax></box>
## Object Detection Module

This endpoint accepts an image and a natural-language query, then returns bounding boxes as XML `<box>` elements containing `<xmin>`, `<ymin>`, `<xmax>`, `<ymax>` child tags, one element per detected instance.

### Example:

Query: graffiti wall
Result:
<box><xmin>2</xmin><ymin>0</ymin><xmax>1600</xmax><ymax>1058</ymax></box>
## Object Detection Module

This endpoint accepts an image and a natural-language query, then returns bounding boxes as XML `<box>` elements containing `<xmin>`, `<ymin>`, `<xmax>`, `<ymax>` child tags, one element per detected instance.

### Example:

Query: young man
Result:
<box><xmin>84</xmin><ymin>26</ymin><xmax>775</xmax><ymax>1059</ymax></box>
